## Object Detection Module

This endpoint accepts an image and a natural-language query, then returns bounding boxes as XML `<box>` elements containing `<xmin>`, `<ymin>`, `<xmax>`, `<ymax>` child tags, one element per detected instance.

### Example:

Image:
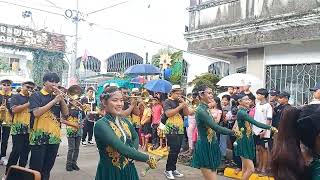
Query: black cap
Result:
<box><xmin>0</xmin><ymin>79</ymin><xmax>13</xmax><ymax>85</ymax></box>
<box><xmin>269</xmin><ymin>89</ymin><xmax>279</xmax><ymax>96</ymax></box>
<box><xmin>22</xmin><ymin>81</ymin><xmax>35</xmax><ymax>86</ymax></box>
<box><xmin>310</xmin><ymin>82</ymin><xmax>320</xmax><ymax>91</ymax></box>
<box><xmin>278</xmin><ymin>91</ymin><xmax>290</xmax><ymax>99</ymax></box>
<box><xmin>234</xmin><ymin>93</ymin><xmax>247</xmax><ymax>101</ymax></box>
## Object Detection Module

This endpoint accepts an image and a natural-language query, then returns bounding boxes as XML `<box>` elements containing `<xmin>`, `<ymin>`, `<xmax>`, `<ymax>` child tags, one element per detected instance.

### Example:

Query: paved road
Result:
<box><xmin>0</xmin><ymin>127</ymin><xmax>231</xmax><ymax>180</ymax></box>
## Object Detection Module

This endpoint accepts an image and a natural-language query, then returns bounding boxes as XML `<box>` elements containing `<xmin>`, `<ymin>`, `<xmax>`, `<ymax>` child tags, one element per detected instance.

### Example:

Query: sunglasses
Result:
<box><xmin>2</xmin><ymin>84</ymin><xmax>10</xmax><ymax>87</ymax></box>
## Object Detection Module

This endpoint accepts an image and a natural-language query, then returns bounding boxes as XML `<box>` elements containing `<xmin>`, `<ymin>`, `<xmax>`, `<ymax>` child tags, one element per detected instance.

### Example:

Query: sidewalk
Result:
<box><xmin>0</xmin><ymin>127</ymin><xmax>231</xmax><ymax>180</ymax></box>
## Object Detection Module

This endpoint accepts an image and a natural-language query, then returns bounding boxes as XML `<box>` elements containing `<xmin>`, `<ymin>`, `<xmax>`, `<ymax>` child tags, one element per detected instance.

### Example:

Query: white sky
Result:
<box><xmin>0</xmin><ymin>0</ymin><xmax>189</xmax><ymax>66</ymax></box>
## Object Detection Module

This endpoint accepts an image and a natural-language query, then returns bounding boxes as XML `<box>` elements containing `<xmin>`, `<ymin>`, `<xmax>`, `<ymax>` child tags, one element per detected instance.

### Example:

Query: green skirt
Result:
<box><xmin>191</xmin><ymin>139</ymin><xmax>221</xmax><ymax>170</ymax></box>
<box><xmin>234</xmin><ymin>134</ymin><xmax>255</xmax><ymax>160</ymax></box>
<box><xmin>95</xmin><ymin>161</ymin><xmax>139</xmax><ymax>180</ymax></box>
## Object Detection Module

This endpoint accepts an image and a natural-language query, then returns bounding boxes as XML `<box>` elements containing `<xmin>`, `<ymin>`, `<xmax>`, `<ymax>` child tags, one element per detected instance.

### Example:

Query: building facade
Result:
<box><xmin>185</xmin><ymin>0</ymin><xmax>320</xmax><ymax>105</ymax></box>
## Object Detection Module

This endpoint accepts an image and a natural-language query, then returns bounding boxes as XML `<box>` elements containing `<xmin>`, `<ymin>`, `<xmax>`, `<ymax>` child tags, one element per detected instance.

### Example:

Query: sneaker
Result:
<box><xmin>1</xmin><ymin>157</ymin><xmax>8</xmax><ymax>166</ymax></box>
<box><xmin>164</xmin><ymin>170</ymin><xmax>175</xmax><ymax>180</ymax></box>
<box><xmin>66</xmin><ymin>165</ymin><xmax>73</xmax><ymax>171</ymax></box>
<box><xmin>88</xmin><ymin>141</ymin><xmax>95</xmax><ymax>145</ymax></box>
<box><xmin>172</xmin><ymin>170</ymin><xmax>184</xmax><ymax>178</ymax></box>
<box><xmin>82</xmin><ymin>141</ymin><xmax>87</xmax><ymax>146</ymax></box>
<box><xmin>72</xmin><ymin>164</ymin><xmax>80</xmax><ymax>171</ymax></box>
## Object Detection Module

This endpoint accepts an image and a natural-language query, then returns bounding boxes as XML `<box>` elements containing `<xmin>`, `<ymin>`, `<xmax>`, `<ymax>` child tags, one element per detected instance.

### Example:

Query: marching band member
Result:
<box><xmin>0</xmin><ymin>79</ymin><xmax>13</xmax><ymax>166</ymax></box>
<box><xmin>65</xmin><ymin>85</ymin><xmax>84</xmax><ymax>172</ymax></box>
<box><xmin>191</xmin><ymin>85</ymin><xmax>240</xmax><ymax>180</ymax></box>
<box><xmin>94</xmin><ymin>86</ymin><xmax>156</xmax><ymax>180</ymax></box>
<box><xmin>163</xmin><ymin>85</ymin><xmax>189</xmax><ymax>179</ymax></box>
<box><xmin>81</xmin><ymin>87</ymin><xmax>97</xmax><ymax>146</ymax></box>
<box><xmin>5</xmin><ymin>81</ymin><xmax>35</xmax><ymax>174</ymax></box>
<box><xmin>28</xmin><ymin>73</ymin><xmax>73</xmax><ymax>180</ymax></box>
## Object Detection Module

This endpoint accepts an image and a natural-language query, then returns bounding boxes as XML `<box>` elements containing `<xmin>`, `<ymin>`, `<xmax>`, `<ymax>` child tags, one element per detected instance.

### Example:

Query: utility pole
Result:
<box><xmin>69</xmin><ymin>0</ymin><xmax>80</xmax><ymax>85</ymax></box>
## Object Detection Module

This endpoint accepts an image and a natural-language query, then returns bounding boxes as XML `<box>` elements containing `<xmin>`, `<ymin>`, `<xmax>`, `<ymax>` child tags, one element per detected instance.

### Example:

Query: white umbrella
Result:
<box><xmin>217</xmin><ymin>73</ymin><xmax>262</xmax><ymax>87</ymax></box>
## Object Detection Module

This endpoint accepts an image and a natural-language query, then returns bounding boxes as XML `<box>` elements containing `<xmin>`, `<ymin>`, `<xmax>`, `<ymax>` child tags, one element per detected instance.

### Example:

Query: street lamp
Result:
<box><xmin>22</xmin><ymin>11</ymin><xmax>32</xmax><ymax>18</ymax></box>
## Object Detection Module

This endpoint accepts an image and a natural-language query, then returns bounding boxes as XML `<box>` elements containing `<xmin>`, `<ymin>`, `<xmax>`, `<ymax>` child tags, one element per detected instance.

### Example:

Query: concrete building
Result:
<box><xmin>185</xmin><ymin>0</ymin><xmax>320</xmax><ymax>105</ymax></box>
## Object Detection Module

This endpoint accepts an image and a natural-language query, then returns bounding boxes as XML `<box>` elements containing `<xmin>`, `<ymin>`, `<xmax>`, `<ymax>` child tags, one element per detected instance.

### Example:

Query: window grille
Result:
<box><xmin>266</xmin><ymin>63</ymin><xmax>320</xmax><ymax>106</ymax></box>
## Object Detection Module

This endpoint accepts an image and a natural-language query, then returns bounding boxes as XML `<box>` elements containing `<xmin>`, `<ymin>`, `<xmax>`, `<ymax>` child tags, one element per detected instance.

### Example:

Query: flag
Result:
<box><xmin>81</xmin><ymin>49</ymin><xmax>88</xmax><ymax>62</ymax></box>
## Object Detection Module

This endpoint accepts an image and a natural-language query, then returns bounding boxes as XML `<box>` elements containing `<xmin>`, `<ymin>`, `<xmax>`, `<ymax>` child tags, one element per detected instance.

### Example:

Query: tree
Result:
<box><xmin>0</xmin><ymin>57</ymin><xmax>11</xmax><ymax>72</ymax></box>
<box><xmin>188</xmin><ymin>73</ymin><xmax>222</xmax><ymax>95</ymax></box>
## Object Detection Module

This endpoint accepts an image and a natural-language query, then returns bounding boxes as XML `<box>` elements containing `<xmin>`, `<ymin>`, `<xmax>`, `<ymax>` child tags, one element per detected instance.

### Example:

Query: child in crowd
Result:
<box><xmin>140</xmin><ymin>99</ymin><xmax>152</xmax><ymax>151</ymax></box>
<box><xmin>151</xmin><ymin>97</ymin><xmax>163</xmax><ymax>150</ymax></box>
<box><xmin>248</xmin><ymin>94</ymin><xmax>256</xmax><ymax>118</ymax></box>
<box><xmin>253</xmin><ymin>88</ymin><xmax>273</xmax><ymax>175</ymax></box>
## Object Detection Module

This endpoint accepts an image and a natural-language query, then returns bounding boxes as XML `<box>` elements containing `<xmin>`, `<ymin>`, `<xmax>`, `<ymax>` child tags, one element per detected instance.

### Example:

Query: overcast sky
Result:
<box><xmin>0</xmin><ymin>0</ymin><xmax>189</xmax><ymax>64</ymax></box>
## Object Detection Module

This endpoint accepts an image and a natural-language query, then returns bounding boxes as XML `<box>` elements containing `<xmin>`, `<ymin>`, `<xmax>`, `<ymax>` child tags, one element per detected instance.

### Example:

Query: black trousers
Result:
<box><xmin>151</xmin><ymin>124</ymin><xmax>159</xmax><ymax>147</ymax></box>
<box><xmin>29</xmin><ymin>144</ymin><xmax>59</xmax><ymax>180</ymax></box>
<box><xmin>0</xmin><ymin>126</ymin><xmax>11</xmax><ymax>158</ymax></box>
<box><xmin>82</xmin><ymin>120</ymin><xmax>94</xmax><ymax>142</ymax></box>
<box><xmin>6</xmin><ymin>134</ymin><xmax>30</xmax><ymax>173</ymax></box>
<box><xmin>165</xmin><ymin>134</ymin><xmax>183</xmax><ymax>171</ymax></box>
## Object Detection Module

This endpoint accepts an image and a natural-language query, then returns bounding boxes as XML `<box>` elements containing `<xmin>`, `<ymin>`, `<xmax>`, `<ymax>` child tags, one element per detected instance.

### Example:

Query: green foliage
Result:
<box><xmin>189</xmin><ymin>73</ymin><xmax>222</xmax><ymax>94</ymax></box>
<box><xmin>151</xmin><ymin>54</ymin><xmax>160</xmax><ymax>67</ymax></box>
<box><xmin>0</xmin><ymin>45</ymin><xmax>67</xmax><ymax>86</ymax></box>
<box><xmin>0</xmin><ymin>57</ymin><xmax>11</xmax><ymax>72</ymax></box>
<box><xmin>32</xmin><ymin>50</ymin><xmax>68</xmax><ymax>86</ymax></box>
<box><xmin>151</xmin><ymin>48</ymin><xmax>173</xmax><ymax>67</ymax></box>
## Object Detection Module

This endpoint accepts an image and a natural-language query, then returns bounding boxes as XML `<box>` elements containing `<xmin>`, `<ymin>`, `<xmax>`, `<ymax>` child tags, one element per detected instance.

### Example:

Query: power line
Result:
<box><xmin>43</xmin><ymin>0</ymin><xmax>64</xmax><ymax>10</ymax></box>
<box><xmin>87</xmin><ymin>22</ymin><xmax>229</xmax><ymax>63</ymax></box>
<box><xmin>87</xmin><ymin>1</ymin><xmax>129</xmax><ymax>15</ymax></box>
<box><xmin>0</xmin><ymin>0</ymin><xmax>65</xmax><ymax>17</ymax></box>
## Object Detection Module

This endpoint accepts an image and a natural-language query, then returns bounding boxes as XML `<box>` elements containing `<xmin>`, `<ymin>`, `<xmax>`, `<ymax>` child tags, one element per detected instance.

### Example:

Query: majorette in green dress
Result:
<box><xmin>94</xmin><ymin>114</ymin><xmax>150</xmax><ymax>180</ymax></box>
<box><xmin>234</xmin><ymin>108</ymin><xmax>272</xmax><ymax>160</ymax></box>
<box><xmin>192</xmin><ymin>103</ymin><xmax>234</xmax><ymax>170</ymax></box>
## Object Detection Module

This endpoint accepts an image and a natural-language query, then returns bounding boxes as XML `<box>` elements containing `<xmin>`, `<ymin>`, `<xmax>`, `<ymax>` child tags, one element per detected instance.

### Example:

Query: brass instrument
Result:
<box><xmin>0</xmin><ymin>97</ymin><xmax>6</xmax><ymax>124</ymax></box>
<box><xmin>54</xmin><ymin>85</ymin><xmax>85</xmax><ymax>111</ymax></box>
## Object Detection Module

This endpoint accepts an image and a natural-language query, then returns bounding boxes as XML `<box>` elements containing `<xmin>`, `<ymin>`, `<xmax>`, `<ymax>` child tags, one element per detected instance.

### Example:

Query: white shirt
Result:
<box><xmin>252</xmin><ymin>102</ymin><xmax>273</xmax><ymax>138</ymax></box>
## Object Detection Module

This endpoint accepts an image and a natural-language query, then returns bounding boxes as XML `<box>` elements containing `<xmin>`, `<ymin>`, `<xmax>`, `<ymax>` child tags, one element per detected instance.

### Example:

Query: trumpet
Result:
<box><xmin>53</xmin><ymin>85</ymin><xmax>85</xmax><ymax>111</ymax></box>
<box><xmin>0</xmin><ymin>97</ymin><xmax>6</xmax><ymax>124</ymax></box>
<box><xmin>179</xmin><ymin>96</ymin><xmax>193</xmax><ymax>103</ymax></box>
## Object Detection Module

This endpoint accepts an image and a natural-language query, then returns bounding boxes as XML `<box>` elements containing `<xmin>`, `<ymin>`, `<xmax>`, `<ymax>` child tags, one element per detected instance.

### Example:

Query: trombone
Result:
<box><xmin>53</xmin><ymin>85</ymin><xmax>86</xmax><ymax>111</ymax></box>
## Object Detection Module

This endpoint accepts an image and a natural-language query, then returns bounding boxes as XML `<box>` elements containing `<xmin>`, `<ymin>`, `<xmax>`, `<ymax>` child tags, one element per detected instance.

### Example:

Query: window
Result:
<box><xmin>265</xmin><ymin>63</ymin><xmax>320</xmax><ymax>106</ymax></box>
<box><xmin>9</xmin><ymin>57</ymin><xmax>19</xmax><ymax>71</ymax></box>
<box><xmin>208</xmin><ymin>62</ymin><xmax>230</xmax><ymax>77</ymax></box>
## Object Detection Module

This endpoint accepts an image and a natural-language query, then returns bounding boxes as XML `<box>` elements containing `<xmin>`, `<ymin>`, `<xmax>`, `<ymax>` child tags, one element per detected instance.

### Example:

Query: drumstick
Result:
<box><xmin>141</xmin><ymin>155</ymin><xmax>166</xmax><ymax>177</ymax></box>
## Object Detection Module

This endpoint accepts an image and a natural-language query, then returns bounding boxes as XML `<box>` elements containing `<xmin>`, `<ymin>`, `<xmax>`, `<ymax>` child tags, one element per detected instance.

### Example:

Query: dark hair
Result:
<box><xmin>222</xmin><ymin>94</ymin><xmax>231</xmax><ymax>101</ymax></box>
<box><xmin>22</xmin><ymin>81</ymin><xmax>35</xmax><ymax>87</ymax></box>
<box><xmin>196</xmin><ymin>85</ymin><xmax>210</xmax><ymax>99</ymax></box>
<box><xmin>248</xmin><ymin>93</ymin><xmax>256</xmax><ymax>101</ymax></box>
<box><xmin>271</xmin><ymin>106</ymin><xmax>304</xmax><ymax>180</ymax></box>
<box><xmin>213</xmin><ymin>97</ymin><xmax>222</xmax><ymax>111</ymax></box>
<box><xmin>256</xmin><ymin>88</ymin><xmax>269</xmax><ymax>98</ymax></box>
<box><xmin>272</xmin><ymin>105</ymin><xmax>320</xmax><ymax>180</ymax></box>
<box><xmin>296</xmin><ymin>105</ymin><xmax>320</xmax><ymax>149</ymax></box>
<box><xmin>100</xmin><ymin>86</ymin><xmax>119</xmax><ymax>101</ymax></box>
<box><xmin>43</xmin><ymin>73</ymin><xmax>60</xmax><ymax>83</ymax></box>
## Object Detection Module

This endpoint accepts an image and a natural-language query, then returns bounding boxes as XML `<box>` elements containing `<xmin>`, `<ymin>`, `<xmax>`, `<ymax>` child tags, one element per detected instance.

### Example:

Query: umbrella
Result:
<box><xmin>217</xmin><ymin>73</ymin><xmax>262</xmax><ymax>87</ymax></box>
<box><xmin>144</xmin><ymin>79</ymin><xmax>172</xmax><ymax>93</ymax></box>
<box><xmin>130</xmin><ymin>76</ymin><xmax>147</xmax><ymax>84</ymax></box>
<box><xmin>124</xmin><ymin>64</ymin><xmax>160</xmax><ymax>75</ymax></box>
